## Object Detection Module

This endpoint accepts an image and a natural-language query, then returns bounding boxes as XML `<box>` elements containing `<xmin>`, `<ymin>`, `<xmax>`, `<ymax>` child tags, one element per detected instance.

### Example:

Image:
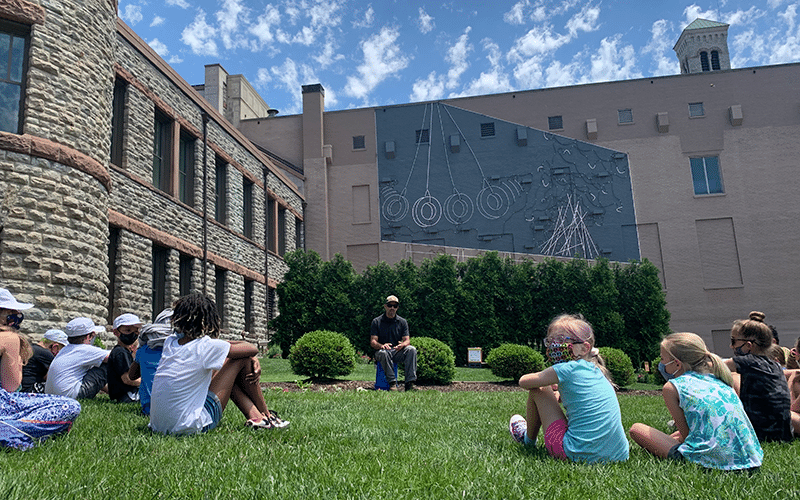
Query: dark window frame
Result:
<box><xmin>243</xmin><ymin>178</ymin><xmax>254</xmax><ymax>239</ymax></box>
<box><xmin>415</xmin><ymin>129</ymin><xmax>430</xmax><ymax>144</ymax></box>
<box><xmin>700</xmin><ymin>51</ymin><xmax>710</xmax><ymax>72</ymax></box>
<box><xmin>690</xmin><ymin>156</ymin><xmax>724</xmax><ymax>195</ymax></box>
<box><xmin>352</xmin><ymin>135</ymin><xmax>366</xmax><ymax>150</ymax></box>
<box><xmin>548</xmin><ymin>115</ymin><xmax>563</xmax><ymax>130</ymax></box>
<box><xmin>153</xmin><ymin>110</ymin><xmax>172</xmax><ymax>191</ymax></box>
<box><xmin>215</xmin><ymin>155</ymin><xmax>227</xmax><ymax>224</ymax></box>
<box><xmin>179</xmin><ymin>254</ymin><xmax>192</xmax><ymax>297</ymax></box>
<box><xmin>480</xmin><ymin>122</ymin><xmax>495</xmax><ymax>137</ymax></box>
<box><xmin>710</xmin><ymin>50</ymin><xmax>720</xmax><ymax>70</ymax></box>
<box><xmin>178</xmin><ymin>131</ymin><xmax>195</xmax><ymax>206</ymax></box>
<box><xmin>110</xmin><ymin>78</ymin><xmax>127</xmax><ymax>167</ymax></box>
<box><xmin>0</xmin><ymin>19</ymin><xmax>30</xmax><ymax>135</ymax></box>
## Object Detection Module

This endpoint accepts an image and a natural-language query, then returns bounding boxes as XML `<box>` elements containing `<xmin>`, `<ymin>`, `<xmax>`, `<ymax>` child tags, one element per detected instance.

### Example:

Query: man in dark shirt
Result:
<box><xmin>107</xmin><ymin>313</ymin><xmax>142</xmax><ymax>403</ymax></box>
<box><xmin>20</xmin><ymin>329</ymin><xmax>67</xmax><ymax>393</ymax></box>
<box><xmin>370</xmin><ymin>295</ymin><xmax>417</xmax><ymax>391</ymax></box>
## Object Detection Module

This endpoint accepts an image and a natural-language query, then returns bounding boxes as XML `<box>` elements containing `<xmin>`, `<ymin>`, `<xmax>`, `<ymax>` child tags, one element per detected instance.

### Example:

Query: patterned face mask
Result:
<box><xmin>546</xmin><ymin>342</ymin><xmax>577</xmax><ymax>364</ymax></box>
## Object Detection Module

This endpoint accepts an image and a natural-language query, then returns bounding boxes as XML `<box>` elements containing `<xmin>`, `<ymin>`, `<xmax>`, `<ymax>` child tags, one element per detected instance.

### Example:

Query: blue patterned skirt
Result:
<box><xmin>0</xmin><ymin>388</ymin><xmax>81</xmax><ymax>450</ymax></box>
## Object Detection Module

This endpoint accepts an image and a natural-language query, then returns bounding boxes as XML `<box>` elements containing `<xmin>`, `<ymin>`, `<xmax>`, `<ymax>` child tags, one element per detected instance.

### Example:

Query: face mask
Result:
<box><xmin>546</xmin><ymin>342</ymin><xmax>576</xmax><ymax>364</ymax></box>
<box><xmin>5</xmin><ymin>312</ymin><xmax>23</xmax><ymax>330</ymax></box>
<box><xmin>733</xmin><ymin>346</ymin><xmax>747</xmax><ymax>356</ymax></box>
<box><xmin>658</xmin><ymin>360</ymin><xmax>677</xmax><ymax>380</ymax></box>
<box><xmin>119</xmin><ymin>333</ymin><xmax>138</xmax><ymax>345</ymax></box>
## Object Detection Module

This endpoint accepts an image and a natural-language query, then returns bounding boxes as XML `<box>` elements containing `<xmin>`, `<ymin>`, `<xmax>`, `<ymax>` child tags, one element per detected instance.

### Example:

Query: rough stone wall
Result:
<box><xmin>25</xmin><ymin>0</ymin><xmax>116</xmax><ymax>162</ymax></box>
<box><xmin>110</xmin><ymin>229</ymin><xmax>151</xmax><ymax>321</ymax></box>
<box><xmin>0</xmin><ymin>152</ymin><xmax>110</xmax><ymax>333</ymax></box>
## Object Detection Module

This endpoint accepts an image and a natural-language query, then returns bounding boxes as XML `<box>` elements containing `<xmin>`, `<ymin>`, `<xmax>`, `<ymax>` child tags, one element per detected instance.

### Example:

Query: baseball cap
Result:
<box><xmin>0</xmin><ymin>288</ymin><xmax>33</xmax><ymax>311</ymax></box>
<box><xmin>93</xmin><ymin>325</ymin><xmax>106</xmax><ymax>335</ymax></box>
<box><xmin>113</xmin><ymin>313</ymin><xmax>143</xmax><ymax>330</ymax></box>
<box><xmin>65</xmin><ymin>317</ymin><xmax>96</xmax><ymax>337</ymax></box>
<box><xmin>43</xmin><ymin>329</ymin><xmax>68</xmax><ymax>345</ymax></box>
<box><xmin>385</xmin><ymin>295</ymin><xmax>399</xmax><ymax>304</ymax></box>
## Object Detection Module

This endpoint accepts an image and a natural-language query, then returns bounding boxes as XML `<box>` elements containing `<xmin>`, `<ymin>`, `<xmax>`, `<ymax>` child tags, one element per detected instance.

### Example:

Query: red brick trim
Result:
<box><xmin>108</xmin><ymin>209</ymin><xmax>277</xmax><ymax>287</ymax></box>
<box><xmin>0</xmin><ymin>0</ymin><xmax>45</xmax><ymax>25</ymax></box>
<box><xmin>0</xmin><ymin>132</ymin><xmax>112</xmax><ymax>192</ymax></box>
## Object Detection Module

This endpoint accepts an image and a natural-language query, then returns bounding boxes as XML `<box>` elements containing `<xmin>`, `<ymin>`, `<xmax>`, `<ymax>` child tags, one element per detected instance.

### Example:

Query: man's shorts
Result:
<box><xmin>77</xmin><ymin>365</ymin><xmax>108</xmax><ymax>399</ymax></box>
<box><xmin>201</xmin><ymin>391</ymin><xmax>223</xmax><ymax>432</ymax></box>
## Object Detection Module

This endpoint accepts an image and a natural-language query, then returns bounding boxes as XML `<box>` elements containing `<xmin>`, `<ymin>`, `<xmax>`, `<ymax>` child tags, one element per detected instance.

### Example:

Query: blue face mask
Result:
<box><xmin>658</xmin><ymin>360</ymin><xmax>678</xmax><ymax>380</ymax></box>
<box><xmin>733</xmin><ymin>346</ymin><xmax>747</xmax><ymax>356</ymax></box>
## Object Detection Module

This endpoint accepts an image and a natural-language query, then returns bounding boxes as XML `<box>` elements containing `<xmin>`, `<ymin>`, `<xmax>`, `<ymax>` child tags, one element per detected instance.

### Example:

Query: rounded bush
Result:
<box><xmin>289</xmin><ymin>330</ymin><xmax>356</xmax><ymax>379</ymax></box>
<box><xmin>598</xmin><ymin>347</ymin><xmax>635</xmax><ymax>387</ymax></box>
<box><xmin>485</xmin><ymin>343</ymin><xmax>545</xmax><ymax>381</ymax></box>
<box><xmin>411</xmin><ymin>337</ymin><xmax>456</xmax><ymax>384</ymax></box>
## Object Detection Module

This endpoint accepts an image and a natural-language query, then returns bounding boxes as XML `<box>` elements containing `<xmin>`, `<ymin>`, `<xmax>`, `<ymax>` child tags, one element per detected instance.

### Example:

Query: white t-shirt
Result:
<box><xmin>44</xmin><ymin>343</ymin><xmax>110</xmax><ymax>398</ymax></box>
<box><xmin>149</xmin><ymin>335</ymin><xmax>230</xmax><ymax>435</ymax></box>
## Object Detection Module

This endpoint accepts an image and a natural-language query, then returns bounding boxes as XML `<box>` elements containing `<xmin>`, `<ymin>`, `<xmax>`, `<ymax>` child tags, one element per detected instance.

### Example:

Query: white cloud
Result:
<box><xmin>589</xmin><ymin>35</ymin><xmax>642</xmax><ymax>83</ymax></box>
<box><xmin>306</xmin><ymin>0</ymin><xmax>345</xmax><ymax>28</ymax></box>
<box><xmin>151</xmin><ymin>16</ymin><xmax>165</xmax><ymax>28</ymax></box>
<box><xmin>217</xmin><ymin>0</ymin><xmax>251</xmax><ymax>50</ymax></box>
<box><xmin>148</xmin><ymin>38</ymin><xmax>169</xmax><ymax>57</ymax></box>
<box><xmin>249</xmin><ymin>5</ymin><xmax>282</xmax><ymax>48</ymax></box>
<box><xmin>410</xmin><ymin>72</ymin><xmax>446</xmax><ymax>102</ymax></box>
<box><xmin>503</xmin><ymin>1</ymin><xmax>527</xmax><ymax>25</ymax></box>
<box><xmin>512</xmin><ymin>57</ymin><xmax>544</xmax><ymax>89</ymax></box>
<box><xmin>768</xmin><ymin>0</ymin><xmax>786</xmax><ymax>7</ymax></box>
<box><xmin>504</xmin><ymin>0</ymin><xmax>581</xmax><ymax>24</ymax></box>
<box><xmin>565</xmin><ymin>5</ymin><xmax>600</xmax><ymax>37</ymax></box>
<box><xmin>418</xmin><ymin>7</ymin><xmax>435</xmax><ymax>34</ymax></box>
<box><xmin>167</xmin><ymin>0</ymin><xmax>190</xmax><ymax>8</ymax></box>
<box><xmin>682</xmin><ymin>5</ymin><xmax>718</xmax><ymax>27</ymax></box>
<box><xmin>353</xmin><ymin>5</ymin><xmax>375</xmax><ymax>28</ymax></box>
<box><xmin>544</xmin><ymin>59</ymin><xmax>582</xmax><ymax>88</ymax></box>
<box><xmin>312</xmin><ymin>36</ymin><xmax>345</xmax><ymax>68</ymax></box>
<box><xmin>445</xmin><ymin>27</ymin><xmax>473</xmax><ymax>89</ymax></box>
<box><xmin>508</xmin><ymin>26</ymin><xmax>570</xmax><ymax>59</ymax></box>
<box><xmin>168</xmin><ymin>55</ymin><xmax>184</xmax><ymax>64</ymax></box>
<box><xmin>344</xmin><ymin>27</ymin><xmax>411</xmax><ymax>101</ymax></box>
<box><xmin>122</xmin><ymin>5</ymin><xmax>143</xmax><ymax>25</ymax></box>
<box><xmin>268</xmin><ymin>58</ymin><xmax>331</xmax><ymax>114</ymax></box>
<box><xmin>641</xmin><ymin>19</ymin><xmax>679</xmax><ymax>76</ymax></box>
<box><xmin>181</xmin><ymin>10</ymin><xmax>219</xmax><ymax>57</ymax></box>
<box><xmin>459</xmin><ymin>39</ymin><xmax>513</xmax><ymax>97</ymax></box>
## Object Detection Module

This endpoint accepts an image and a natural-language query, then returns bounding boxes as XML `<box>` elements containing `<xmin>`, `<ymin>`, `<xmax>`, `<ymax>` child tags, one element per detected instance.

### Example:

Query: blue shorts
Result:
<box><xmin>201</xmin><ymin>391</ymin><xmax>222</xmax><ymax>432</ymax></box>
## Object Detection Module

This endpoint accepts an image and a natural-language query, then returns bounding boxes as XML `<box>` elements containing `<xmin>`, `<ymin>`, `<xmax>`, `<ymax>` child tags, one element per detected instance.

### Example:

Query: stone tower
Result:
<box><xmin>0</xmin><ymin>0</ymin><xmax>117</xmax><ymax>331</ymax></box>
<box><xmin>674</xmin><ymin>18</ymin><xmax>731</xmax><ymax>75</ymax></box>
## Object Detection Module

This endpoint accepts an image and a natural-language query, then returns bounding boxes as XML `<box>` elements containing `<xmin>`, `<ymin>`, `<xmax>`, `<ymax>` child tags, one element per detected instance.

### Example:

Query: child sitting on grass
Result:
<box><xmin>127</xmin><ymin>308</ymin><xmax>172</xmax><ymax>415</ymax></box>
<box><xmin>725</xmin><ymin>311</ymin><xmax>792</xmax><ymax>442</ymax></box>
<box><xmin>508</xmin><ymin>314</ymin><xmax>629</xmax><ymax>463</ymax></box>
<box><xmin>149</xmin><ymin>293</ymin><xmax>288</xmax><ymax>435</ymax></box>
<box><xmin>787</xmin><ymin>337</ymin><xmax>800</xmax><ymax>435</ymax></box>
<box><xmin>630</xmin><ymin>332</ymin><xmax>762</xmax><ymax>472</ymax></box>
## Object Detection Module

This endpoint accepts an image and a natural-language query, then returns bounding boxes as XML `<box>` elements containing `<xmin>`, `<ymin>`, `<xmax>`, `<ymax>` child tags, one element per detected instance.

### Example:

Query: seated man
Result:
<box><xmin>45</xmin><ymin>318</ymin><xmax>110</xmax><ymax>399</ymax></box>
<box><xmin>370</xmin><ymin>295</ymin><xmax>417</xmax><ymax>391</ymax></box>
<box><xmin>20</xmin><ymin>329</ymin><xmax>67</xmax><ymax>393</ymax></box>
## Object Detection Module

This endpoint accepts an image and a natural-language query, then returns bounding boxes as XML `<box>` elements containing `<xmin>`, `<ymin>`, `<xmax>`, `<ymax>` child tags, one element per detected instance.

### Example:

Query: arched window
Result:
<box><xmin>700</xmin><ymin>51</ymin><xmax>710</xmax><ymax>72</ymax></box>
<box><xmin>711</xmin><ymin>50</ymin><xmax>720</xmax><ymax>70</ymax></box>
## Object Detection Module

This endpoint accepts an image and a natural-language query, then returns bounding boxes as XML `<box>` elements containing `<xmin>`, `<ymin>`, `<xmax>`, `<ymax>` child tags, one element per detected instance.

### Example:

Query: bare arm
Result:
<box><xmin>370</xmin><ymin>335</ymin><xmax>389</xmax><ymax>350</ymax></box>
<box><xmin>127</xmin><ymin>360</ymin><xmax>141</xmax><ymax>381</ymax></box>
<box><xmin>518</xmin><ymin>366</ymin><xmax>560</xmax><ymax>390</ymax></box>
<box><xmin>0</xmin><ymin>331</ymin><xmax>24</xmax><ymax>391</ymax></box>
<box><xmin>723</xmin><ymin>358</ymin><xmax>737</xmax><ymax>372</ymax></box>
<box><xmin>227</xmin><ymin>340</ymin><xmax>258</xmax><ymax>359</ymax></box>
<box><xmin>121</xmin><ymin>361</ymin><xmax>140</xmax><ymax>387</ymax></box>
<box><xmin>663</xmin><ymin>382</ymin><xmax>689</xmax><ymax>443</ymax></box>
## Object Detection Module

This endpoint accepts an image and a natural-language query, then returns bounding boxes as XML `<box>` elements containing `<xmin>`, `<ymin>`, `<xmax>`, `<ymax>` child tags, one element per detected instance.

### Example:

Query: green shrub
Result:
<box><xmin>289</xmin><ymin>330</ymin><xmax>356</xmax><ymax>379</ymax></box>
<box><xmin>411</xmin><ymin>337</ymin><xmax>456</xmax><ymax>384</ymax></box>
<box><xmin>598</xmin><ymin>347</ymin><xmax>635</xmax><ymax>387</ymax></box>
<box><xmin>485</xmin><ymin>343</ymin><xmax>545</xmax><ymax>381</ymax></box>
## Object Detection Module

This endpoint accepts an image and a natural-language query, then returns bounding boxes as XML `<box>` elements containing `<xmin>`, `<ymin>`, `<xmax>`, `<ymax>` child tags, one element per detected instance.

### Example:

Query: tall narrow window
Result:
<box><xmin>107</xmin><ymin>226</ymin><xmax>120</xmax><ymax>325</ymax></box>
<box><xmin>214</xmin><ymin>267</ymin><xmax>225</xmax><ymax>323</ymax></box>
<box><xmin>215</xmin><ymin>156</ymin><xmax>227</xmax><ymax>224</ymax></box>
<box><xmin>153</xmin><ymin>111</ymin><xmax>171</xmax><ymax>191</ymax></box>
<box><xmin>278</xmin><ymin>207</ymin><xmax>286</xmax><ymax>256</ymax></box>
<box><xmin>178</xmin><ymin>132</ymin><xmax>195</xmax><ymax>206</ymax></box>
<box><xmin>152</xmin><ymin>245</ymin><xmax>168</xmax><ymax>319</ymax></box>
<box><xmin>295</xmin><ymin>217</ymin><xmax>303</xmax><ymax>251</ymax></box>
<box><xmin>267</xmin><ymin>197</ymin><xmax>276</xmax><ymax>253</ymax></box>
<box><xmin>700</xmin><ymin>51</ymin><xmax>710</xmax><ymax>72</ymax></box>
<box><xmin>243</xmin><ymin>179</ymin><xmax>253</xmax><ymax>239</ymax></box>
<box><xmin>244</xmin><ymin>280</ymin><xmax>254</xmax><ymax>334</ymax></box>
<box><xmin>690</xmin><ymin>156</ymin><xmax>723</xmax><ymax>195</ymax></box>
<box><xmin>0</xmin><ymin>21</ymin><xmax>29</xmax><ymax>134</ymax></box>
<box><xmin>110</xmin><ymin>78</ymin><xmax>127</xmax><ymax>167</ymax></box>
<box><xmin>179</xmin><ymin>254</ymin><xmax>192</xmax><ymax>297</ymax></box>
<box><xmin>268</xmin><ymin>287</ymin><xmax>276</xmax><ymax>322</ymax></box>
<box><xmin>710</xmin><ymin>50</ymin><xmax>720</xmax><ymax>71</ymax></box>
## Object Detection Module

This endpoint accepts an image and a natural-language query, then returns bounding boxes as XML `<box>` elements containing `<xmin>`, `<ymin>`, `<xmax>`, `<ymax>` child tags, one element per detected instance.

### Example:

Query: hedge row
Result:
<box><xmin>271</xmin><ymin>250</ymin><xmax>670</xmax><ymax>366</ymax></box>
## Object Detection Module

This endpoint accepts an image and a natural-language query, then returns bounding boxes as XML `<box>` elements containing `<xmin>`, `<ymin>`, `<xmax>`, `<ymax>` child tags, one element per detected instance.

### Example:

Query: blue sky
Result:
<box><xmin>118</xmin><ymin>1</ymin><xmax>800</xmax><ymax>115</ymax></box>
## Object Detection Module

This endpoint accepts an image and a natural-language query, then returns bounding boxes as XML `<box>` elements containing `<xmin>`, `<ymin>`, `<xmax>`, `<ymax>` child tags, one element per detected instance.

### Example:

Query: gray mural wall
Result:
<box><xmin>376</xmin><ymin>103</ymin><xmax>640</xmax><ymax>262</ymax></box>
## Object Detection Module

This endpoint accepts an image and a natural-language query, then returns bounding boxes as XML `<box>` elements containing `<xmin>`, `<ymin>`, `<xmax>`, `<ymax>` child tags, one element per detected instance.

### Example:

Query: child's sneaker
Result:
<box><xmin>246</xmin><ymin>417</ymin><xmax>274</xmax><ymax>429</ymax></box>
<box><xmin>268</xmin><ymin>410</ymin><xmax>290</xmax><ymax>428</ymax></box>
<box><xmin>509</xmin><ymin>414</ymin><xmax>527</xmax><ymax>444</ymax></box>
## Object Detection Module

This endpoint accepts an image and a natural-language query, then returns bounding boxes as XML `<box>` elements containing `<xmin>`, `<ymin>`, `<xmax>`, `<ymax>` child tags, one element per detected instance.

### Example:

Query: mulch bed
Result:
<box><xmin>263</xmin><ymin>380</ymin><xmax>660</xmax><ymax>395</ymax></box>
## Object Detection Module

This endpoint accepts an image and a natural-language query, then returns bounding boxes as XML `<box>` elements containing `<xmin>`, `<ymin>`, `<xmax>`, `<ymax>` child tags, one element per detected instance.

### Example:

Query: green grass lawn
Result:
<box><xmin>1</xmin><ymin>360</ymin><xmax>794</xmax><ymax>499</ymax></box>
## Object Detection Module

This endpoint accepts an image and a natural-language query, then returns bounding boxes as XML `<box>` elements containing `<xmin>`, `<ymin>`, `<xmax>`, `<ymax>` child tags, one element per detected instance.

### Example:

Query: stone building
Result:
<box><xmin>239</xmin><ymin>19</ymin><xmax>800</xmax><ymax>354</ymax></box>
<box><xmin>0</xmin><ymin>0</ymin><xmax>303</xmax><ymax>341</ymax></box>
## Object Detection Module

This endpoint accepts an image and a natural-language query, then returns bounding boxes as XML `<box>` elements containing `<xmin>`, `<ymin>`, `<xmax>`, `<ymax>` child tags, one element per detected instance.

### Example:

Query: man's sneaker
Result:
<box><xmin>404</xmin><ymin>381</ymin><xmax>415</xmax><ymax>392</ymax></box>
<box><xmin>268</xmin><ymin>410</ymin><xmax>290</xmax><ymax>428</ymax></box>
<box><xmin>509</xmin><ymin>414</ymin><xmax>527</xmax><ymax>444</ymax></box>
<box><xmin>246</xmin><ymin>418</ymin><xmax>274</xmax><ymax>429</ymax></box>
<box><xmin>387</xmin><ymin>383</ymin><xmax>398</xmax><ymax>391</ymax></box>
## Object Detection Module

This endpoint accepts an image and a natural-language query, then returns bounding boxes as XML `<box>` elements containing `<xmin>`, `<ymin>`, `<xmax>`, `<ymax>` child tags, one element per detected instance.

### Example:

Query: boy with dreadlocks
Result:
<box><xmin>149</xmin><ymin>293</ymin><xmax>288</xmax><ymax>434</ymax></box>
